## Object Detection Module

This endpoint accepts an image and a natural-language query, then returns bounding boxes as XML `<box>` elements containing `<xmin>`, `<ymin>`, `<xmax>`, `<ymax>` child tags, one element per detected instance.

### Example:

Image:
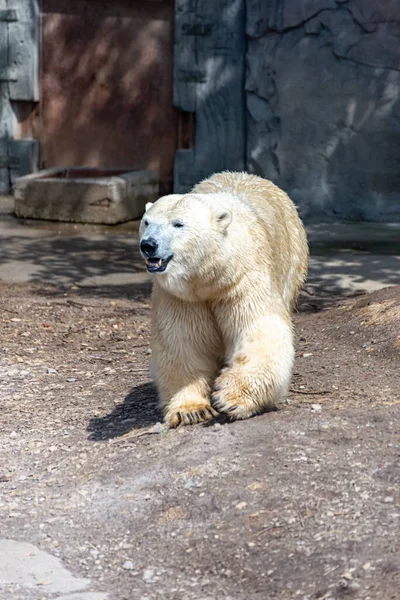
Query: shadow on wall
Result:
<box><xmin>40</xmin><ymin>0</ymin><xmax>177</xmax><ymax>194</ymax></box>
<box><xmin>245</xmin><ymin>0</ymin><xmax>400</xmax><ymax>222</ymax></box>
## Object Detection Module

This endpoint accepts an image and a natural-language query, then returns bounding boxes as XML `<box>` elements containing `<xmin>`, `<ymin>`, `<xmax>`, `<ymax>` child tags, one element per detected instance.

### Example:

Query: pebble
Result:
<box><xmin>66</xmin><ymin>378</ymin><xmax>77</xmax><ymax>382</ymax></box>
<box><xmin>213</xmin><ymin>423</ymin><xmax>223</xmax><ymax>431</ymax></box>
<box><xmin>46</xmin><ymin>368</ymin><xmax>58</xmax><ymax>375</ymax></box>
<box><xmin>148</xmin><ymin>422</ymin><xmax>164</xmax><ymax>434</ymax></box>
<box><xmin>383</xmin><ymin>496</ymin><xmax>394</xmax><ymax>503</ymax></box>
<box><xmin>146</xmin><ymin>349</ymin><xmax>152</xmax><ymax>355</ymax></box>
<box><xmin>340</xmin><ymin>577</ymin><xmax>360</xmax><ymax>592</ymax></box>
<box><xmin>10</xmin><ymin>431</ymin><xmax>17</xmax><ymax>439</ymax></box>
<box><xmin>123</xmin><ymin>560</ymin><xmax>134</xmax><ymax>570</ymax></box>
<box><xmin>303</xmin><ymin>353</ymin><xmax>313</xmax><ymax>358</ymax></box>
<box><xmin>143</xmin><ymin>568</ymin><xmax>155</xmax><ymax>582</ymax></box>
<box><xmin>311</xmin><ymin>403</ymin><xmax>322</xmax><ymax>412</ymax></box>
<box><xmin>184</xmin><ymin>478</ymin><xmax>196</xmax><ymax>490</ymax></box>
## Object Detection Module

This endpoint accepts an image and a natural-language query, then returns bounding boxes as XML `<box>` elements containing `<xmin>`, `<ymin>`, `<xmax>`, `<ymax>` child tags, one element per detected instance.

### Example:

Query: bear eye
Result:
<box><xmin>172</xmin><ymin>221</ymin><xmax>184</xmax><ymax>228</ymax></box>
<box><xmin>143</xmin><ymin>219</ymin><xmax>149</xmax><ymax>227</ymax></box>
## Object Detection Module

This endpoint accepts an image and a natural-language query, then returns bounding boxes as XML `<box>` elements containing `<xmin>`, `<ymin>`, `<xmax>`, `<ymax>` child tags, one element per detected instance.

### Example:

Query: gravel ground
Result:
<box><xmin>0</xmin><ymin>281</ymin><xmax>399</xmax><ymax>600</ymax></box>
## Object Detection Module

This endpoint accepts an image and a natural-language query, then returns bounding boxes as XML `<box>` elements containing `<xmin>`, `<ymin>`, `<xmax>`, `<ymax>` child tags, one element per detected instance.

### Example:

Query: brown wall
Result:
<box><xmin>41</xmin><ymin>0</ymin><xmax>177</xmax><ymax>194</ymax></box>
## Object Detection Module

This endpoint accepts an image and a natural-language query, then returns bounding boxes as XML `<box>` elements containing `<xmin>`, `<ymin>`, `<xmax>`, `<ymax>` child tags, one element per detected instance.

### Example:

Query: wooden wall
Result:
<box><xmin>173</xmin><ymin>0</ymin><xmax>246</xmax><ymax>192</ymax></box>
<box><xmin>0</xmin><ymin>0</ymin><xmax>39</xmax><ymax>193</ymax></box>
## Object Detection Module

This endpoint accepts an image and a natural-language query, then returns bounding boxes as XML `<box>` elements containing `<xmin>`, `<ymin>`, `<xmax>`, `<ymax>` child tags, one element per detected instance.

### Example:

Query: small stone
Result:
<box><xmin>213</xmin><ymin>423</ymin><xmax>223</xmax><ymax>431</ymax></box>
<box><xmin>235</xmin><ymin>502</ymin><xmax>247</xmax><ymax>510</ymax></box>
<box><xmin>148</xmin><ymin>422</ymin><xmax>164</xmax><ymax>434</ymax></box>
<box><xmin>123</xmin><ymin>560</ymin><xmax>134</xmax><ymax>571</ymax></box>
<box><xmin>66</xmin><ymin>378</ymin><xmax>77</xmax><ymax>382</ymax></box>
<box><xmin>143</xmin><ymin>568</ymin><xmax>155</xmax><ymax>582</ymax></box>
<box><xmin>342</xmin><ymin>571</ymin><xmax>353</xmax><ymax>580</ymax></box>
<box><xmin>10</xmin><ymin>431</ymin><xmax>17</xmax><ymax>439</ymax></box>
<box><xmin>146</xmin><ymin>348</ymin><xmax>152</xmax><ymax>355</ymax></box>
<box><xmin>184</xmin><ymin>478</ymin><xmax>196</xmax><ymax>489</ymax></box>
<box><xmin>383</xmin><ymin>496</ymin><xmax>394</xmax><ymax>503</ymax></box>
<box><xmin>348</xmin><ymin>581</ymin><xmax>361</xmax><ymax>592</ymax></box>
<box><xmin>311</xmin><ymin>403</ymin><xmax>322</xmax><ymax>412</ymax></box>
<box><xmin>302</xmin><ymin>353</ymin><xmax>313</xmax><ymax>357</ymax></box>
<box><xmin>47</xmin><ymin>368</ymin><xmax>58</xmax><ymax>374</ymax></box>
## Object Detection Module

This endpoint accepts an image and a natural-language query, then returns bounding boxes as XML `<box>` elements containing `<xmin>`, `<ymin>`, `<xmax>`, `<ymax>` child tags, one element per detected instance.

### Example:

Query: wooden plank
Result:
<box><xmin>8</xmin><ymin>139</ymin><xmax>40</xmax><ymax>184</ymax></box>
<box><xmin>0</xmin><ymin>9</ymin><xmax>18</xmax><ymax>20</ymax></box>
<box><xmin>8</xmin><ymin>0</ymin><xmax>39</xmax><ymax>101</ymax></box>
<box><xmin>174</xmin><ymin>0</ymin><xmax>197</xmax><ymax>113</ymax></box>
<box><xmin>174</xmin><ymin>0</ymin><xmax>246</xmax><ymax>192</ymax></box>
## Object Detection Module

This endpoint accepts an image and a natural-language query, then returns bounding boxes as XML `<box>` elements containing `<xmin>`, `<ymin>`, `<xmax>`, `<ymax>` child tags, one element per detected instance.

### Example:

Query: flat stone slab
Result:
<box><xmin>0</xmin><ymin>539</ymin><xmax>108</xmax><ymax>599</ymax></box>
<box><xmin>0</xmin><ymin>538</ymin><xmax>87</xmax><ymax>594</ymax></box>
<box><xmin>14</xmin><ymin>167</ymin><xmax>158</xmax><ymax>224</ymax></box>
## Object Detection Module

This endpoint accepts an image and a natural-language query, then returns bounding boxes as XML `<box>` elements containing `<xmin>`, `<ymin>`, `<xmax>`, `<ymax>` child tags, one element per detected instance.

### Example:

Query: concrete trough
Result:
<box><xmin>14</xmin><ymin>167</ymin><xmax>158</xmax><ymax>224</ymax></box>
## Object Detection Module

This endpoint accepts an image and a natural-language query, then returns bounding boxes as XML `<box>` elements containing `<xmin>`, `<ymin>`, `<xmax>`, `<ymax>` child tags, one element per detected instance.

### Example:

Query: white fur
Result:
<box><xmin>140</xmin><ymin>172</ymin><xmax>308</xmax><ymax>427</ymax></box>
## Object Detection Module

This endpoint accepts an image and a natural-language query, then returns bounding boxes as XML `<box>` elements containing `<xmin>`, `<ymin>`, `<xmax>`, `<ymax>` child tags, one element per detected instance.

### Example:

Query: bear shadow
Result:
<box><xmin>87</xmin><ymin>382</ymin><xmax>281</xmax><ymax>440</ymax></box>
<box><xmin>87</xmin><ymin>381</ymin><xmax>162</xmax><ymax>441</ymax></box>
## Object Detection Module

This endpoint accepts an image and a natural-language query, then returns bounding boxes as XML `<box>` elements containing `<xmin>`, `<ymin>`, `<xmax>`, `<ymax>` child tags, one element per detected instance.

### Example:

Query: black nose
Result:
<box><xmin>140</xmin><ymin>238</ymin><xmax>158</xmax><ymax>256</ymax></box>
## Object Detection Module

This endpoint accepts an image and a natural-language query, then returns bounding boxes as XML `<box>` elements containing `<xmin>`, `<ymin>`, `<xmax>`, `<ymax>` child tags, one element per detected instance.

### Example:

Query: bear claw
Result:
<box><xmin>211</xmin><ymin>391</ymin><xmax>252</xmax><ymax>420</ymax></box>
<box><xmin>165</xmin><ymin>404</ymin><xmax>218</xmax><ymax>428</ymax></box>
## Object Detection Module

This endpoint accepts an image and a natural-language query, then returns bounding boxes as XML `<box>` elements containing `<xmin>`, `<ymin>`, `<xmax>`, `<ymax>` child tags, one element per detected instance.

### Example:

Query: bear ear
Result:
<box><xmin>145</xmin><ymin>202</ymin><xmax>154</xmax><ymax>212</ymax></box>
<box><xmin>215</xmin><ymin>209</ymin><xmax>232</xmax><ymax>232</ymax></box>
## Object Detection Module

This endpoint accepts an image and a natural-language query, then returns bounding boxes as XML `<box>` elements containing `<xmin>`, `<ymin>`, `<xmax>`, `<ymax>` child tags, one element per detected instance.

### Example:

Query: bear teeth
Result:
<box><xmin>145</xmin><ymin>258</ymin><xmax>163</xmax><ymax>267</ymax></box>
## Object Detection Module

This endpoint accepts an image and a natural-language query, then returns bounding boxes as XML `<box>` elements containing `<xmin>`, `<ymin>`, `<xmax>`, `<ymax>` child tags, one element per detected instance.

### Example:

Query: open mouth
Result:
<box><xmin>145</xmin><ymin>255</ymin><xmax>173</xmax><ymax>273</ymax></box>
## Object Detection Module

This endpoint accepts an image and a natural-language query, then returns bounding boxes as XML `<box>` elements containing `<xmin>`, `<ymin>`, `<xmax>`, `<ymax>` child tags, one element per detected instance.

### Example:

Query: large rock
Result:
<box><xmin>14</xmin><ymin>167</ymin><xmax>158</xmax><ymax>224</ymax></box>
<box><xmin>246</xmin><ymin>0</ymin><xmax>400</xmax><ymax>221</ymax></box>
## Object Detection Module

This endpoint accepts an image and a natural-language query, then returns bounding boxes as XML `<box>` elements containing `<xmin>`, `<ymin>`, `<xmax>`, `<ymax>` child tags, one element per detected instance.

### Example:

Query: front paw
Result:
<box><xmin>211</xmin><ymin>370</ymin><xmax>257</xmax><ymax>420</ymax></box>
<box><xmin>165</xmin><ymin>401</ymin><xmax>217</xmax><ymax>428</ymax></box>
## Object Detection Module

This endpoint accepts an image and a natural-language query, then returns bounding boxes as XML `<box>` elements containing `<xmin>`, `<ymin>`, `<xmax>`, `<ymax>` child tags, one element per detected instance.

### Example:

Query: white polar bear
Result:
<box><xmin>139</xmin><ymin>172</ymin><xmax>308</xmax><ymax>427</ymax></box>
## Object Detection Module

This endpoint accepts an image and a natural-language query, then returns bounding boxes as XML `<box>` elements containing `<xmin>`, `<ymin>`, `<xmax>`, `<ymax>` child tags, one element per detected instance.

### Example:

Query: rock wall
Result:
<box><xmin>246</xmin><ymin>0</ymin><xmax>400</xmax><ymax>221</ymax></box>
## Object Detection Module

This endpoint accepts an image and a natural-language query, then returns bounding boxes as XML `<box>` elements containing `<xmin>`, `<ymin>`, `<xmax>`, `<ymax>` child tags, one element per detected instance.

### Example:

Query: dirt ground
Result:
<box><xmin>0</xmin><ymin>278</ymin><xmax>399</xmax><ymax>600</ymax></box>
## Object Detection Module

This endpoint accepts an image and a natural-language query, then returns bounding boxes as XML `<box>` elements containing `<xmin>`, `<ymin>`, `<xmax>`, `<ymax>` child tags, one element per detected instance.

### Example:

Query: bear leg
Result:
<box><xmin>151</xmin><ymin>286</ymin><xmax>222</xmax><ymax>427</ymax></box>
<box><xmin>211</xmin><ymin>312</ymin><xmax>294</xmax><ymax>419</ymax></box>
<box><xmin>164</xmin><ymin>384</ymin><xmax>218</xmax><ymax>428</ymax></box>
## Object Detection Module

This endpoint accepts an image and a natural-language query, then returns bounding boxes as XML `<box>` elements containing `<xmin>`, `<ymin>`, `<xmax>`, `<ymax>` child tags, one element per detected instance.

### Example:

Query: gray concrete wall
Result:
<box><xmin>246</xmin><ymin>0</ymin><xmax>400</xmax><ymax>222</ymax></box>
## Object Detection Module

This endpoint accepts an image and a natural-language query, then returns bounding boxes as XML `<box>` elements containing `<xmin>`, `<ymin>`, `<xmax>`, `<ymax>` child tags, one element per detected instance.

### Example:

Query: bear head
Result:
<box><xmin>139</xmin><ymin>192</ymin><xmax>235</xmax><ymax>300</ymax></box>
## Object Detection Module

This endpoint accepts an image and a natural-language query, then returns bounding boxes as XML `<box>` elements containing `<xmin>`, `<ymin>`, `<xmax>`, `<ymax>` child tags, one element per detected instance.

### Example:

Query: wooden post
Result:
<box><xmin>174</xmin><ymin>0</ymin><xmax>246</xmax><ymax>192</ymax></box>
<box><xmin>0</xmin><ymin>0</ymin><xmax>39</xmax><ymax>192</ymax></box>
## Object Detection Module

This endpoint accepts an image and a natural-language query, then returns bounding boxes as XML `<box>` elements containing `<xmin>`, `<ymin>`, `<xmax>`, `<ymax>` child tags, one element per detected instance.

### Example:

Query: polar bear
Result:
<box><xmin>139</xmin><ymin>171</ymin><xmax>308</xmax><ymax>427</ymax></box>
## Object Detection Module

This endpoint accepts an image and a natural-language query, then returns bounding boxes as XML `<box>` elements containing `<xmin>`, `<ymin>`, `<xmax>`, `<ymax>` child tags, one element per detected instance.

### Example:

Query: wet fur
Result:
<box><xmin>141</xmin><ymin>172</ymin><xmax>308</xmax><ymax>427</ymax></box>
